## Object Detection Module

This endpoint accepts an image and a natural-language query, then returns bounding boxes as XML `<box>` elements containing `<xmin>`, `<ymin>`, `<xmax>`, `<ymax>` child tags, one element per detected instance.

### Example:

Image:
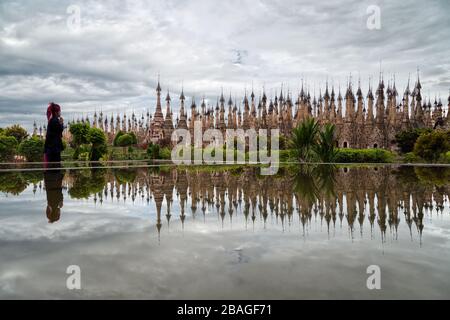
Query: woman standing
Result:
<box><xmin>44</xmin><ymin>102</ymin><xmax>64</xmax><ymax>163</ymax></box>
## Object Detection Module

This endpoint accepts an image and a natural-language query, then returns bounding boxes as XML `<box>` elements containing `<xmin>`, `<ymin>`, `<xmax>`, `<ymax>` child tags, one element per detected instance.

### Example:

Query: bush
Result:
<box><xmin>0</xmin><ymin>135</ymin><xmax>18</xmax><ymax>161</ymax></box>
<box><xmin>4</xmin><ymin>125</ymin><xmax>28</xmax><ymax>144</ymax></box>
<box><xmin>128</xmin><ymin>132</ymin><xmax>138</xmax><ymax>144</ymax></box>
<box><xmin>159</xmin><ymin>147</ymin><xmax>172</xmax><ymax>160</ymax></box>
<box><xmin>114</xmin><ymin>131</ymin><xmax>136</xmax><ymax>146</ymax></box>
<box><xmin>413</xmin><ymin>130</ymin><xmax>450</xmax><ymax>162</ymax></box>
<box><xmin>116</xmin><ymin>134</ymin><xmax>135</xmax><ymax>148</ymax></box>
<box><xmin>87</xmin><ymin>128</ymin><xmax>106</xmax><ymax>145</ymax></box>
<box><xmin>78</xmin><ymin>151</ymin><xmax>90</xmax><ymax>161</ymax></box>
<box><xmin>87</xmin><ymin>128</ymin><xmax>107</xmax><ymax>161</ymax></box>
<box><xmin>279</xmin><ymin>150</ymin><xmax>294</xmax><ymax>162</ymax></box>
<box><xmin>313</xmin><ymin>123</ymin><xmax>338</xmax><ymax>162</ymax></box>
<box><xmin>439</xmin><ymin>151</ymin><xmax>450</xmax><ymax>164</ymax></box>
<box><xmin>279</xmin><ymin>136</ymin><xmax>289</xmax><ymax>150</ymax></box>
<box><xmin>290</xmin><ymin>118</ymin><xmax>320</xmax><ymax>162</ymax></box>
<box><xmin>18</xmin><ymin>136</ymin><xmax>45</xmax><ymax>162</ymax></box>
<box><xmin>335</xmin><ymin>148</ymin><xmax>394</xmax><ymax>163</ymax></box>
<box><xmin>74</xmin><ymin>145</ymin><xmax>91</xmax><ymax>161</ymax></box>
<box><xmin>403</xmin><ymin>152</ymin><xmax>423</xmax><ymax>163</ymax></box>
<box><xmin>395</xmin><ymin>128</ymin><xmax>432</xmax><ymax>154</ymax></box>
<box><xmin>69</xmin><ymin>122</ymin><xmax>90</xmax><ymax>146</ymax></box>
<box><xmin>69</xmin><ymin>122</ymin><xmax>90</xmax><ymax>160</ymax></box>
<box><xmin>113</xmin><ymin>131</ymin><xmax>125</xmax><ymax>146</ymax></box>
<box><xmin>147</xmin><ymin>143</ymin><xmax>160</xmax><ymax>159</ymax></box>
<box><xmin>146</xmin><ymin>143</ymin><xmax>171</xmax><ymax>160</ymax></box>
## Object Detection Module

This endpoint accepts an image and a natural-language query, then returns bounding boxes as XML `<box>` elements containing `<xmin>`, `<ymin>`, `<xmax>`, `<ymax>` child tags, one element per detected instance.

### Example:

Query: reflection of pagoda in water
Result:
<box><xmin>24</xmin><ymin>166</ymin><xmax>450</xmax><ymax>243</ymax></box>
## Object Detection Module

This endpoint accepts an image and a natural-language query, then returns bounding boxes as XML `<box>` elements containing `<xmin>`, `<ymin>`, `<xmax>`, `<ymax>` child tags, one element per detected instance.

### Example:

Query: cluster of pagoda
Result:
<box><xmin>49</xmin><ymin>74</ymin><xmax>450</xmax><ymax>150</ymax></box>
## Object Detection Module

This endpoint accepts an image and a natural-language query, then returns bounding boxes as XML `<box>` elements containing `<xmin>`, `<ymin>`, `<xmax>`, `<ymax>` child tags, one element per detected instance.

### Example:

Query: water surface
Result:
<box><xmin>1</xmin><ymin>165</ymin><xmax>449</xmax><ymax>299</ymax></box>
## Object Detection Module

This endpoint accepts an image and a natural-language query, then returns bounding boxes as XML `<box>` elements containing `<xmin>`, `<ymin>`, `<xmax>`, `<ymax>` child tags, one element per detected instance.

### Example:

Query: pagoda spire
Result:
<box><xmin>165</xmin><ymin>90</ymin><xmax>171</xmax><ymax>119</ymax></box>
<box><xmin>155</xmin><ymin>75</ymin><xmax>163</xmax><ymax>115</ymax></box>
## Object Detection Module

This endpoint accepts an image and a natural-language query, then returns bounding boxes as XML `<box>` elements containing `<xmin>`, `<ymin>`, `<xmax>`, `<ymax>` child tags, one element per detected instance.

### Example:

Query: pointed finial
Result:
<box><xmin>156</xmin><ymin>73</ymin><xmax>161</xmax><ymax>92</ymax></box>
<box><xmin>180</xmin><ymin>83</ymin><xmax>185</xmax><ymax>101</ymax></box>
<box><xmin>379</xmin><ymin>60</ymin><xmax>382</xmax><ymax>80</ymax></box>
<box><xmin>220</xmin><ymin>87</ymin><xmax>225</xmax><ymax>103</ymax></box>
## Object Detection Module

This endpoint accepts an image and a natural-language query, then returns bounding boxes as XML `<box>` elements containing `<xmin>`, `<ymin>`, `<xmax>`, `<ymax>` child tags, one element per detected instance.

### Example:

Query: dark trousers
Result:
<box><xmin>46</xmin><ymin>152</ymin><xmax>61</xmax><ymax>163</ymax></box>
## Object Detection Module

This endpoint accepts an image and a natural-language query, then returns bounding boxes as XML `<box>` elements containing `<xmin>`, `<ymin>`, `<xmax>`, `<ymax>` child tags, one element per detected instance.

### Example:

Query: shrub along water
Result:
<box><xmin>440</xmin><ymin>151</ymin><xmax>450</xmax><ymax>164</ymax></box>
<box><xmin>334</xmin><ymin>148</ymin><xmax>394</xmax><ymax>163</ymax></box>
<box><xmin>395</xmin><ymin>128</ymin><xmax>432</xmax><ymax>154</ymax></box>
<box><xmin>313</xmin><ymin>124</ymin><xmax>338</xmax><ymax>162</ymax></box>
<box><xmin>0</xmin><ymin>135</ymin><xmax>18</xmax><ymax>162</ymax></box>
<box><xmin>69</xmin><ymin>122</ymin><xmax>90</xmax><ymax>160</ymax></box>
<box><xmin>114</xmin><ymin>131</ymin><xmax>138</xmax><ymax>158</ymax></box>
<box><xmin>396</xmin><ymin>128</ymin><xmax>450</xmax><ymax>163</ymax></box>
<box><xmin>18</xmin><ymin>136</ymin><xmax>45</xmax><ymax>162</ymax></box>
<box><xmin>87</xmin><ymin>128</ymin><xmax>108</xmax><ymax>161</ymax></box>
<box><xmin>3</xmin><ymin>125</ymin><xmax>28</xmax><ymax>144</ymax></box>
<box><xmin>413</xmin><ymin>130</ymin><xmax>450</xmax><ymax>163</ymax></box>
<box><xmin>147</xmin><ymin>142</ymin><xmax>171</xmax><ymax>160</ymax></box>
<box><xmin>289</xmin><ymin>119</ymin><xmax>338</xmax><ymax>163</ymax></box>
<box><xmin>289</xmin><ymin>118</ymin><xmax>320</xmax><ymax>162</ymax></box>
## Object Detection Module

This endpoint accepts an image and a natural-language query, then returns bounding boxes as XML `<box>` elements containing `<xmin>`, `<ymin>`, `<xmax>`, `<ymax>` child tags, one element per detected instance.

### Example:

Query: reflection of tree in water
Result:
<box><xmin>291</xmin><ymin>165</ymin><xmax>337</xmax><ymax>206</ymax></box>
<box><xmin>0</xmin><ymin>171</ymin><xmax>43</xmax><ymax>195</ymax></box>
<box><xmin>114</xmin><ymin>168</ymin><xmax>137</xmax><ymax>184</ymax></box>
<box><xmin>68</xmin><ymin>169</ymin><xmax>107</xmax><ymax>199</ymax></box>
<box><xmin>414</xmin><ymin>167</ymin><xmax>450</xmax><ymax>187</ymax></box>
<box><xmin>394</xmin><ymin>166</ymin><xmax>450</xmax><ymax>188</ymax></box>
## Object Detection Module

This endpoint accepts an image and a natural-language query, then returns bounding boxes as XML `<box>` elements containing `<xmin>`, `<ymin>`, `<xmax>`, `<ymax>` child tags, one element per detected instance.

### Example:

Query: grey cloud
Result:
<box><xmin>0</xmin><ymin>0</ymin><xmax>449</xmax><ymax>130</ymax></box>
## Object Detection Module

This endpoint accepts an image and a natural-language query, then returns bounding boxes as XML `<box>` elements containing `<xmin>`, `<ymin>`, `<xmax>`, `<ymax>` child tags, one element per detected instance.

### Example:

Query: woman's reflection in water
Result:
<box><xmin>44</xmin><ymin>169</ymin><xmax>64</xmax><ymax>223</ymax></box>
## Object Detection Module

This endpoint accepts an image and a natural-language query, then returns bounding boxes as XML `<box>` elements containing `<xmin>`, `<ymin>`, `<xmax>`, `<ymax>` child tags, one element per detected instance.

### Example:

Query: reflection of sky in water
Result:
<box><xmin>0</xmin><ymin>167</ymin><xmax>450</xmax><ymax>299</ymax></box>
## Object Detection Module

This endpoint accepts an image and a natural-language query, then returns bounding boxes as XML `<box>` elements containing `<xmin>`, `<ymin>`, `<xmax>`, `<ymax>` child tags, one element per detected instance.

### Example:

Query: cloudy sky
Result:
<box><xmin>0</xmin><ymin>0</ymin><xmax>449</xmax><ymax>130</ymax></box>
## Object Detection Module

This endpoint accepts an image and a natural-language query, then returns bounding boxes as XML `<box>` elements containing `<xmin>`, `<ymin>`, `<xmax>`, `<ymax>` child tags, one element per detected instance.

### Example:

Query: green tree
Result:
<box><xmin>113</xmin><ymin>131</ymin><xmax>125</xmax><ymax>146</ymax></box>
<box><xmin>147</xmin><ymin>142</ymin><xmax>161</xmax><ymax>159</ymax></box>
<box><xmin>87</xmin><ymin>127</ymin><xmax>108</xmax><ymax>161</ymax></box>
<box><xmin>395</xmin><ymin>128</ymin><xmax>432</xmax><ymax>154</ymax></box>
<box><xmin>278</xmin><ymin>136</ymin><xmax>289</xmax><ymax>150</ymax></box>
<box><xmin>313</xmin><ymin>123</ymin><xmax>338</xmax><ymax>162</ymax></box>
<box><xmin>116</xmin><ymin>133</ymin><xmax>135</xmax><ymax>157</ymax></box>
<box><xmin>4</xmin><ymin>125</ymin><xmax>28</xmax><ymax>144</ymax></box>
<box><xmin>289</xmin><ymin>118</ymin><xmax>320</xmax><ymax>162</ymax></box>
<box><xmin>18</xmin><ymin>136</ymin><xmax>45</xmax><ymax>162</ymax></box>
<box><xmin>69</xmin><ymin>122</ymin><xmax>90</xmax><ymax>160</ymax></box>
<box><xmin>413</xmin><ymin>130</ymin><xmax>450</xmax><ymax>162</ymax></box>
<box><xmin>113</xmin><ymin>131</ymin><xmax>137</xmax><ymax>146</ymax></box>
<box><xmin>440</xmin><ymin>151</ymin><xmax>450</xmax><ymax>164</ymax></box>
<box><xmin>0</xmin><ymin>135</ymin><xmax>18</xmax><ymax>162</ymax></box>
<box><xmin>159</xmin><ymin>147</ymin><xmax>172</xmax><ymax>160</ymax></box>
<box><xmin>68</xmin><ymin>169</ymin><xmax>106</xmax><ymax>199</ymax></box>
<box><xmin>128</xmin><ymin>132</ymin><xmax>138</xmax><ymax>144</ymax></box>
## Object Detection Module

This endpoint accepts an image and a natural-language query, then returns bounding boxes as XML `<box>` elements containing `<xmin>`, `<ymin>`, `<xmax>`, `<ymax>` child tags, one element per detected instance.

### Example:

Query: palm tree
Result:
<box><xmin>313</xmin><ymin>123</ymin><xmax>338</xmax><ymax>163</ymax></box>
<box><xmin>289</xmin><ymin>118</ymin><xmax>320</xmax><ymax>162</ymax></box>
